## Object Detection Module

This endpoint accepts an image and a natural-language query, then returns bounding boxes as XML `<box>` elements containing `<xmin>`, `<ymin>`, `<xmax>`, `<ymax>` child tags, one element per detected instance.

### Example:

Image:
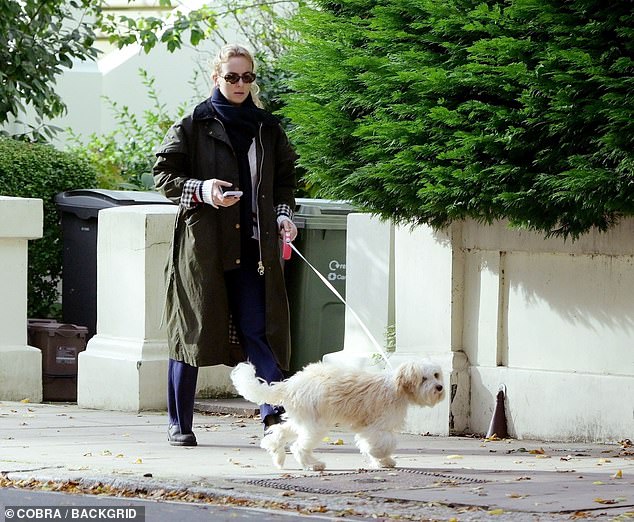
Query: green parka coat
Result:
<box><xmin>153</xmin><ymin>98</ymin><xmax>297</xmax><ymax>370</ymax></box>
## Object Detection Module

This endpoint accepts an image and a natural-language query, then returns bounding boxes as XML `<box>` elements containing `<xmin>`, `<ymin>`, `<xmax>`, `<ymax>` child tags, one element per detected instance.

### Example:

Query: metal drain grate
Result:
<box><xmin>240</xmin><ymin>468</ymin><xmax>489</xmax><ymax>495</ymax></box>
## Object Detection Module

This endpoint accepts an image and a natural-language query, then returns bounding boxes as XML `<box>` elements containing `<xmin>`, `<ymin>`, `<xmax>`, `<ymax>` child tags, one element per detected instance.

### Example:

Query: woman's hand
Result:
<box><xmin>278</xmin><ymin>217</ymin><xmax>298</xmax><ymax>241</ymax></box>
<box><xmin>201</xmin><ymin>179</ymin><xmax>241</xmax><ymax>208</ymax></box>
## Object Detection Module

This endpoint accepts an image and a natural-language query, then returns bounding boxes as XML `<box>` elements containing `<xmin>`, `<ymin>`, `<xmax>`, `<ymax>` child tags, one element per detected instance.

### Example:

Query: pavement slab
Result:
<box><xmin>370</xmin><ymin>469</ymin><xmax>634</xmax><ymax>514</ymax></box>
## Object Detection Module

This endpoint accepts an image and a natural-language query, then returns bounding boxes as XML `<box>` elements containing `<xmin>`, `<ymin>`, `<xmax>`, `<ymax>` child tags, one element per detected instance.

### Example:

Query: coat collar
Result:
<box><xmin>192</xmin><ymin>97</ymin><xmax>279</xmax><ymax>127</ymax></box>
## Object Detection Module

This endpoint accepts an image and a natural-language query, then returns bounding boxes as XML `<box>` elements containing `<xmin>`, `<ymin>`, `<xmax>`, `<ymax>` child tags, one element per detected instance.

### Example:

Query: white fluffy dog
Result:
<box><xmin>230</xmin><ymin>360</ymin><xmax>445</xmax><ymax>471</ymax></box>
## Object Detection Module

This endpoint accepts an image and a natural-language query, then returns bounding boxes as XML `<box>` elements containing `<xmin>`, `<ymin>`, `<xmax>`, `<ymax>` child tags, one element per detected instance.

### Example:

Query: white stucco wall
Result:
<box><xmin>328</xmin><ymin>214</ymin><xmax>633</xmax><ymax>441</ymax></box>
<box><xmin>0</xmin><ymin>197</ymin><xmax>43</xmax><ymax>402</ymax></box>
<box><xmin>77</xmin><ymin>205</ymin><xmax>176</xmax><ymax>411</ymax></box>
<box><xmin>458</xmin><ymin>219</ymin><xmax>634</xmax><ymax>441</ymax></box>
<box><xmin>43</xmin><ymin>44</ymin><xmax>214</xmax><ymax>148</ymax></box>
<box><xmin>4</xmin><ymin>13</ymin><xmax>242</xmax><ymax>148</ymax></box>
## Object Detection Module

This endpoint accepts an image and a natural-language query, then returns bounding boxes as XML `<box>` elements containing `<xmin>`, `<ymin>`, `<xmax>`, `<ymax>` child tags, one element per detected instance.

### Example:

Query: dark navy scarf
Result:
<box><xmin>211</xmin><ymin>88</ymin><xmax>263</xmax><ymax>155</ymax></box>
<box><xmin>211</xmin><ymin>89</ymin><xmax>263</xmax><ymax>241</ymax></box>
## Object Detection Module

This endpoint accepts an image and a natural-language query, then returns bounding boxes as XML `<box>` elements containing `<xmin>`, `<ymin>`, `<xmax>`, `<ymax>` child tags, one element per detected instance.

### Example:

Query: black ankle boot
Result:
<box><xmin>263</xmin><ymin>413</ymin><xmax>284</xmax><ymax>434</ymax></box>
<box><xmin>168</xmin><ymin>425</ymin><xmax>197</xmax><ymax>446</ymax></box>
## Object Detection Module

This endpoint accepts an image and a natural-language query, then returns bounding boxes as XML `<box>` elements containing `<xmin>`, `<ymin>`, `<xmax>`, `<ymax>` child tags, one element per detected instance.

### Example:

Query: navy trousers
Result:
<box><xmin>168</xmin><ymin>240</ymin><xmax>285</xmax><ymax>434</ymax></box>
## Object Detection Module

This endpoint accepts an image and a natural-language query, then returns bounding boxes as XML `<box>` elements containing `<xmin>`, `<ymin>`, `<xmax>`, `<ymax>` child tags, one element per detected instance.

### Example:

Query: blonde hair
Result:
<box><xmin>213</xmin><ymin>43</ymin><xmax>263</xmax><ymax>108</ymax></box>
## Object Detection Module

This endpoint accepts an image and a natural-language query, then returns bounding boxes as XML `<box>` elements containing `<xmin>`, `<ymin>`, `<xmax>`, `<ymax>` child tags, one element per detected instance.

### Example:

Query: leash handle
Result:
<box><xmin>282</xmin><ymin>231</ymin><xmax>292</xmax><ymax>260</ymax></box>
<box><xmin>289</xmin><ymin>243</ymin><xmax>393</xmax><ymax>368</ymax></box>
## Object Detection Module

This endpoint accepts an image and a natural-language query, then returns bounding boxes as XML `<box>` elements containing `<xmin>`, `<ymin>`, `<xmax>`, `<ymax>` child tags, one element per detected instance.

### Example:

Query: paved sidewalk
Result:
<box><xmin>0</xmin><ymin>400</ymin><xmax>632</xmax><ymax>521</ymax></box>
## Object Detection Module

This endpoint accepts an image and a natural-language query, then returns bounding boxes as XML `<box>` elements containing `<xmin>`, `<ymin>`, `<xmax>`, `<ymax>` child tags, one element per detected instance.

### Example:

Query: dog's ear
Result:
<box><xmin>395</xmin><ymin>362</ymin><xmax>423</xmax><ymax>397</ymax></box>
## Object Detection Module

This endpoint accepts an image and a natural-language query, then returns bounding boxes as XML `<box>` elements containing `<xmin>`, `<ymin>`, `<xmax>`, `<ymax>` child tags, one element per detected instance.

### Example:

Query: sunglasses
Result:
<box><xmin>222</xmin><ymin>72</ymin><xmax>257</xmax><ymax>84</ymax></box>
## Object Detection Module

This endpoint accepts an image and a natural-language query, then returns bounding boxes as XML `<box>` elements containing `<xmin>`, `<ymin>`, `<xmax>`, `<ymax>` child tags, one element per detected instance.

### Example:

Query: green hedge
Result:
<box><xmin>281</xmin><ymin>0</ymin><xmax>634</xmax><ymax>238</ymax></box>
<box><xmin>0</xmin><ymin>137</ymin><xmax>97</xmax><ymax>318</ymax></box>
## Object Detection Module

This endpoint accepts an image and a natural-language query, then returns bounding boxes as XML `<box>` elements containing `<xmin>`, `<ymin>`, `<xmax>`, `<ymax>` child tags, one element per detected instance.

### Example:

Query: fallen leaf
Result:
<box><xmin>115</xmin><ymin>454</ymin><xmax>124</xmax><ymax>458</ymax></box>
<box><xmin>529</xmin><ymin>448</ymin><xmax>545</xmax><ymax>455</ymax></box>
<box><xmin>134</xmin><ymin>458</ymin><xmax>142</xmax><ymax>464</ymax></box>
<box><xmin>446</xmin><ymin>454</ymin><xmax>464</xmax><ymax>459</ymax></box>
<box><xmin>594</xmin><ymin>497</ymin><xmax>619</xmax><ymax>505</ymax></box>
<box><xmin>101</xmin><ymin>450</ymin><xmax>112</xmax><ymax>456</ymax></box>
<box><xmin>612</xmin><ymin>470</ymin><xmax>623</xmax><ymax>479</ymax></box>
<box><xmin>593</xmin><ymin>481</ymin><xmax>605</xmax><ymax>485</ymax></box>
<box><xmin>506</xmin><ymin>493</ymin><xmax>527</xmax><ymax>499</ymax></box>
<box><xmin>488</xmin><ymin>508</ymin><xmax>504</xmax><ymax>515</ymax></box>
<box><xmin>322</xmin><ymin>437</ymin><xmax>331</xmax><ymax>442</ymax></box>
<box><xmin>20</xmin><ymin>399</ymin><xmax>30</xmax><ymax>403</ymax></box>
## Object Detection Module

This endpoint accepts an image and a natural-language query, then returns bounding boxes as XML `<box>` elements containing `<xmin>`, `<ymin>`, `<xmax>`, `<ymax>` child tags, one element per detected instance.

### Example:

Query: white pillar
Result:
<box><xmin>322</xmin><ymin>213</ymin><xmax>395</xmax><ymax>368</ymax></box>
<box><xmin>77</xmin><ymin>205</ymin><xmax>176</xmax><ymax>411</ymax></box>
<box><xmin>0</xmin><ymin>196</ymin><xmax>43</xmax><ymax>402</ymax></box>
<box><xmin>393</xmin><ymin>223</ymin><xmax>469</xmax><ymax>435</ymax></box>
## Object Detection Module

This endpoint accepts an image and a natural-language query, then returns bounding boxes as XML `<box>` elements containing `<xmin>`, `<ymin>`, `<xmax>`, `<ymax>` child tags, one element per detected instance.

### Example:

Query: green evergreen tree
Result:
<box><xmin>281</xmin><ymin>0</ymin><xmax>634</xmax><ymax>237</ymax></box>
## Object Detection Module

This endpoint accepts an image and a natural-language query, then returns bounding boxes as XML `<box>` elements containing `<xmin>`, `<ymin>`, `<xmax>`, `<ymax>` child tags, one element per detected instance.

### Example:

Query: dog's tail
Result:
<box><xmin>230</xmin><ymin>362</ymin><xmax>287</xmax><ymax>406</ymax></box>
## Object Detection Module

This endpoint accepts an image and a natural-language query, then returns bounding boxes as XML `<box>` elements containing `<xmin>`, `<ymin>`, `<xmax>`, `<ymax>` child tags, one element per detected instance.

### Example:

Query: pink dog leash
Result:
<box><xmin>289</xmin><ymin>243</ymin><xmax>393</xmax><ymax>369</ymax></box>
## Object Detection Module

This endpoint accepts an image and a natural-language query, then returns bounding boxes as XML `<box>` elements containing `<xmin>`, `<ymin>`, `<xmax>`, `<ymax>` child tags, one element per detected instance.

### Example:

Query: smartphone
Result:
<box><xmin>223</xmin><ymin>190</ymin><xmax>243</xmax><ymax>198</ymax></box>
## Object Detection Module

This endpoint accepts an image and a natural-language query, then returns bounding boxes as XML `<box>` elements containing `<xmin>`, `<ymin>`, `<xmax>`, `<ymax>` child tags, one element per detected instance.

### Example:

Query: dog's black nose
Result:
<box><xmin>436</xmin><ymin>385</ymin><xmax>443</xmax><ymax>392</ymax></box>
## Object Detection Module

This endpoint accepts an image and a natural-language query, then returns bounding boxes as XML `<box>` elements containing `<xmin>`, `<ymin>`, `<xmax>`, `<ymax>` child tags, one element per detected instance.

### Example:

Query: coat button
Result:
<box><xmin>235</xmin><ymin>223</ymin><xmax>240</xmax><ymax>229</ymax></box>
<box><xmin>235</xmin><ymin>259</ymin><xmax>240</xmax><ymax>265</ymax></box>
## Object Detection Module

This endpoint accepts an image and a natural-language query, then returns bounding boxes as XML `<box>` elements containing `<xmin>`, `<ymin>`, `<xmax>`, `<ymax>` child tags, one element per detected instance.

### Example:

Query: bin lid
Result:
<box><xmin>55</xmin><ymin>189</ymin><xmax>173</xmax><ymax>219</ymax></box>
<box><xmin>293</xmin><ymin>198</ymin><xmax>356</xmax><ymax>230</ymax></box>
<box><xmin>28</xmin><ymin>322</ymin><xmax>88</xmax><ymax>337</ymax></box>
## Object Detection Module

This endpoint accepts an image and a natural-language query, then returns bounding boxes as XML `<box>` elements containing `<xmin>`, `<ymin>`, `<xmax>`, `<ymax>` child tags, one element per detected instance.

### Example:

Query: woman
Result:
<box><xmin>154</xmin><ymin>43</ymin><xmax>297</xmax><ymax>446</ymax></box>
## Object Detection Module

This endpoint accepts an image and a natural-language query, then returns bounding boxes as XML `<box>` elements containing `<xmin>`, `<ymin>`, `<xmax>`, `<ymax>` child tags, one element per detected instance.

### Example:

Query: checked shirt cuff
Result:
<box><xmin>181</xmin><ymin>179</ymin><xmax>204</xmax><ymax>209</ymax></box>
<box><xmin>275</xmin><ymin>203</ymin><xmax>293</xmax><ymax>225</ymax></box>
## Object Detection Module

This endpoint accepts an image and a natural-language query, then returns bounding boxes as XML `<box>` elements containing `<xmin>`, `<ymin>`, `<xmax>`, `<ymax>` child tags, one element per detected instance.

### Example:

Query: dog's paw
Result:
<box><xmin>260</xmin><ymin>434</ymin><xmax>274</xmax><ymax>450</ymax></box>
<box><xmin>261</xmin><ymin>438</ymin><xmax>286</xmax><ymax>468</ymax></box>
<box><xmin>272</xmin><ymin>451</ymin><xmax>286</xmax><ymax>469</ymax></box>
<box><xmin>380</xmin><ymin>456</ymin><xmax>396</xmax><ymax>468</ymax></box>
<box><xmin>310</xmin><ymin>461</ymin><xmax>326</xmax><ymax>472</ymax></box>
<box><xmin>368</xmin><ymin>456</ymin><xmax>396</xmax><ymax>469</ymax></box>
